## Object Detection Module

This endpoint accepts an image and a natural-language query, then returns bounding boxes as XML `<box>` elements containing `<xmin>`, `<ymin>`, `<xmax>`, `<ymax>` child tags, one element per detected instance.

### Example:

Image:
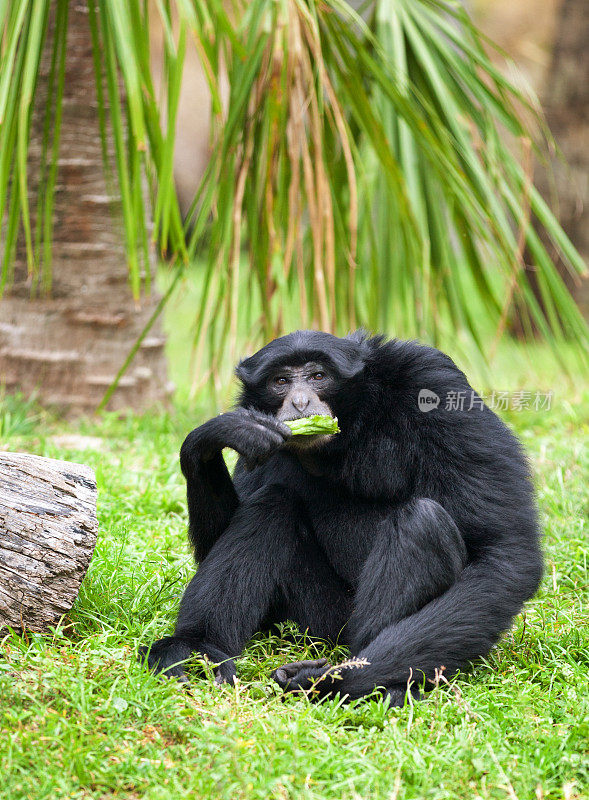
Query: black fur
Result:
<box><xmin>140</xmin><ymin>331</ymin><xmax>543</xmax><ymax>705</ymax></box>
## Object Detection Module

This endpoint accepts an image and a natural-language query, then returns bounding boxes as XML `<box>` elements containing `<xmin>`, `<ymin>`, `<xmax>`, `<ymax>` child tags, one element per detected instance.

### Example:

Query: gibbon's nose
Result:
<box><xmin>291</xmin><ymin>392</ymin><xmax>310</xmax><ymax>413</ymax></box>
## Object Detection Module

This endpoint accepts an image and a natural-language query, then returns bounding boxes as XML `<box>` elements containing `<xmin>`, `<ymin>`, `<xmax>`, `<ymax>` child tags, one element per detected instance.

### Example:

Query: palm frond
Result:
<box><xmin>183</xmin><ymin>0</ymin><xmax>588</xmax><ymax>390</ymax></box>
<box><xmin>1</xmin><ymin>0</ymin><xmax>587</xmax><ymax>393</ymax></box>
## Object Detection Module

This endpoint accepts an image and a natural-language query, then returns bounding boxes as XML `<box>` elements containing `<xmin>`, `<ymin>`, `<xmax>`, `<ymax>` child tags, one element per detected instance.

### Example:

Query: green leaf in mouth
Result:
<box><xmin>284</xmin><ymin>415</ymin><xmax>340</xmax><ymax>436</ymax></box>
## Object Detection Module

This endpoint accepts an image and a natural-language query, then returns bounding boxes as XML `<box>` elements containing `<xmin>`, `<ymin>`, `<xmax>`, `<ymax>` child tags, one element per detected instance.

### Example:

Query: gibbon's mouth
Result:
<box><xmin>284</xmin><ymin>431</ymin><xmax>332</xmax><ymax>451</ymax></box>
<box><xmin>277</xmin><ymin>413</ymin><xmax>337</xmax><ymax>449</ymax></box>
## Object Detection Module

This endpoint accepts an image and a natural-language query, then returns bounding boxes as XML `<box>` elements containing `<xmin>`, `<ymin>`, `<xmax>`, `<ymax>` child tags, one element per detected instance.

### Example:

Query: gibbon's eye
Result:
<box><xmin>274</xmin><ymin>376</ymin><xmax>288</xmax><ymax>386</ymax></box>
<box><xmin>311</xmin><ymin>371</ymin><xmax>325</xmax><ymax>381</ymax></box>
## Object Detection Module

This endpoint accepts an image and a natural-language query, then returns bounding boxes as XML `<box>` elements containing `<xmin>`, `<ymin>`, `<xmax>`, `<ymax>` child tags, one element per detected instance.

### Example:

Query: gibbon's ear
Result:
<box><xmin>235</xmin><ymin>356</ymin><xmax>257</xmax><ymax>386</ymax></box>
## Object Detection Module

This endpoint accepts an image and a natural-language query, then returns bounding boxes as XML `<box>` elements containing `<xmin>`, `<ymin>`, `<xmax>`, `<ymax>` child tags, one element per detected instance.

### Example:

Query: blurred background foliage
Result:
<box><xmin>0</xmin><ymin>0</ymin><xmax>587</xmax><ymax>411</ymax></box>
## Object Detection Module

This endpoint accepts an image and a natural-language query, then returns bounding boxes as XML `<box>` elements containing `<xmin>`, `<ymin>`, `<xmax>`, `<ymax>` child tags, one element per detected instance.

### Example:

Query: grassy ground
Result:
<box><xmin>0</xmin><ymin>357</ymin><xmax>588</xmax><ymax>799</ymax></box>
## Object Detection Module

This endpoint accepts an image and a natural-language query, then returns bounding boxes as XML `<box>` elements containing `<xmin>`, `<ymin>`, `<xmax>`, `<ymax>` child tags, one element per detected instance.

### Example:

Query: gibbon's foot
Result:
<box><xmin>139</xmin><ymin>636</ymin><xmax>237</xmax><ymax>686</ymax></box>
<box><xmin>272</xmin><ymin>658</ymin><xmax>338</xmax><ymax>697</ymax></box>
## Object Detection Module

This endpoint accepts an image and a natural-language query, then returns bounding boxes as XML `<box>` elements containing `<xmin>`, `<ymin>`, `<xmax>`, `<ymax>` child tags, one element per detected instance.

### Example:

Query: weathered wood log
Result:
<box><xmin>0</xmin><ymin>452</ymin><xmax>98</xmax><ymax>631</ymax></box>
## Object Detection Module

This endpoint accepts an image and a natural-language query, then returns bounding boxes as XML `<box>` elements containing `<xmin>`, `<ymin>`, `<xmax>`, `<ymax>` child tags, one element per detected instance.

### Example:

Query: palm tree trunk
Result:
<box><xmin>0</xmin><ymin>2</ymin><xmax>170</xmax><ymax>414</ymax></box>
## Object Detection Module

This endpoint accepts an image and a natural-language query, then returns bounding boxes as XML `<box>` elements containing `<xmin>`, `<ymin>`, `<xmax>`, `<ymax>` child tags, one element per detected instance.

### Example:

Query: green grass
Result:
<box><xmin>1</xmin><ymin>364</ymin><xmax>588</xmax><ymax>799</ymax></box>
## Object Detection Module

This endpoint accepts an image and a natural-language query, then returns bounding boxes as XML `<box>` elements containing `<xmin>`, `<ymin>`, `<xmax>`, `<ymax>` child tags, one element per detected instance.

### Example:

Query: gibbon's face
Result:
<box><xmin>266</xmin><ymin>362</ymin><xmax>334</xmax><ymax>450</ymax></box>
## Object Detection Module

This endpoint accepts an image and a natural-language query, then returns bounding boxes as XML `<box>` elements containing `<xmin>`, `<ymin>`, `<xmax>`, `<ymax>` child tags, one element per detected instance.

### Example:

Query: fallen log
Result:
<box><xmin>0</xmin><ymin>452</ymin><xmax>98</xmax><ymax>631</ymax></box>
